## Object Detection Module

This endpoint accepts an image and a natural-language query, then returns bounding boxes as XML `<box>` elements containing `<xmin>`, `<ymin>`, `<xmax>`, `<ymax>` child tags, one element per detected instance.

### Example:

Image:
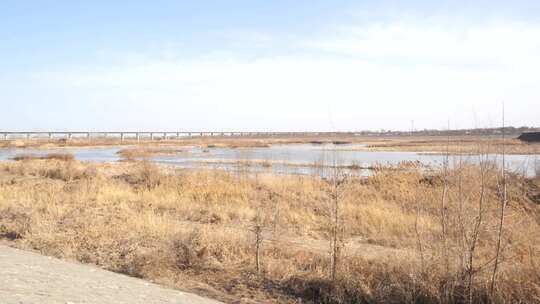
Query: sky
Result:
<box><xmin>1</xmin><ymin>0</ymin><xmax>539</xmax><ymax>132</ymax></box>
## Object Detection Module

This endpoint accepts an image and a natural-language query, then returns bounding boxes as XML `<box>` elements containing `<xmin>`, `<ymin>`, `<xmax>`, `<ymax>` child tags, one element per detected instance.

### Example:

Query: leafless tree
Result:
<box><xmin>465</xmin><ymin>152</ymin><xmax>489</xmax><ymax>304</ymax></box>
<box><xmin>327</xmin><ymin>155</ymin><xmax>347</xmax><ymax>282</ymax></box>
<box><xmin>253</xmin><ymin>223</ymin><xmax>263</xmax><ymax>273</ymax></box>
<box><xmin>490</xmin><ymin>104</ymin><xmax>508</xmax><ymax>297</ymax></box>
<box><xmin>440</xmin><ymin>121</ymin><xmax>451</xmax><ymax>275</ymax></box>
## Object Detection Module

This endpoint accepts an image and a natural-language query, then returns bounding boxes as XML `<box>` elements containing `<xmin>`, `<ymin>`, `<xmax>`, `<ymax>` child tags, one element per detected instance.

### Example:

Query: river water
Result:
<box><xmin>0</xmin><ymin>144</ymin><xmax>538</xmax><ymax>177</ymax></box>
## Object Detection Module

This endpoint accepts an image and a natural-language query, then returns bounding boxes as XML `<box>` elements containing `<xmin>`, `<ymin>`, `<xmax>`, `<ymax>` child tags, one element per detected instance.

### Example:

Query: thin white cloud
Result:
<box><xmin>217</xmin><ymin>28</ymin><xmax>276</xmax><ymax>48</ymax></box>
<box><xmin>308</xmin><ymin>21</ymin><xmax>540</xmax><ymax>68</ymax></box>
<box><xmin>28</xmin><ymin>20</ymin><xmax>540</xmax><ymax>131</ymax></box>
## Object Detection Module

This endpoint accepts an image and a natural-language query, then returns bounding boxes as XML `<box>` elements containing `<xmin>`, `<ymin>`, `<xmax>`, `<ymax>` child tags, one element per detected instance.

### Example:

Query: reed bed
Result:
<box><xmin>0</xmin><ymin>158</ymin><xmax>538</xmax><ymax>303</ymax></box>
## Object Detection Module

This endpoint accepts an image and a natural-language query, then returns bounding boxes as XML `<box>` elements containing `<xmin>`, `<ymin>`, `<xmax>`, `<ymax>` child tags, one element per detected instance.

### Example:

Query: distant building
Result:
<box><xmin>518</xmin><ymin>132</ymin><xmax>540</xmax><ymax>143</ymax></box>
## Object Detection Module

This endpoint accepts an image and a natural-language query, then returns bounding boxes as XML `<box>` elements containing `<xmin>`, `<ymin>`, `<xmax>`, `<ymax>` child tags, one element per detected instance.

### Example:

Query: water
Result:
<box><xmin>0</xmin><ymin>144</ymin><xmax>538</xmax><ymax>177</ymax></box>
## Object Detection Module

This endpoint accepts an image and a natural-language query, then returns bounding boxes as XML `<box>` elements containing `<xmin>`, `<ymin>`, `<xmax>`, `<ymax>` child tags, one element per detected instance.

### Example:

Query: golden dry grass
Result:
<box><xmin>0</xmin><ymin>158</ymin><xmax>538</xmax><ymax>303</ymax></box>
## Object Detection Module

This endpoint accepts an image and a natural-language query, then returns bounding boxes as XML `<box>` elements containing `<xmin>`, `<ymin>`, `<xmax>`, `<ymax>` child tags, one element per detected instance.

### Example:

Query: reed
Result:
<box><xmin>12</xmin><ymin>153</ymin><xmax>75</xmax><ymax>161</ymax></box>
<box><xmin>0</xmin><ymin>159</ymin><xmax>538</xmax><ymax>303</ymax></box>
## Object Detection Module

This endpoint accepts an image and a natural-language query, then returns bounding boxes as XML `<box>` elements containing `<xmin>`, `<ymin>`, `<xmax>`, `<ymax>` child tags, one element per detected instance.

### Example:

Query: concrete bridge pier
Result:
<box><xmin>120</xmin><ymin>133</ymin><xmax>124</xmax><ymax>142</ymax></box>
<box><xmin>68</xmin><ymin>133</ymin><xmax>73</xmax><ymax>140</ymax></box>
<box><xmin>136</xmin><ymin>133</ymin><xmax>140</xmax><ymax>142</ymax></box>
<box><xmin>2</xmin><ymin>133</ymin><xmax>6</xmax><ymax>141</ymax></box>
<box><xmin>150</xmin><ymin>133</ymin><xmax>154</xmax><ymax>141</ymax></box>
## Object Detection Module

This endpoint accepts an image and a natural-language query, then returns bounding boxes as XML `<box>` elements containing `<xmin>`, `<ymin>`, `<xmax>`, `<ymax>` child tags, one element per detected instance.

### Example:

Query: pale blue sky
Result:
<box><xmin>1</xmin><ymin>1</ymin><xmax>539</xmax><ymax>131</ymax></box>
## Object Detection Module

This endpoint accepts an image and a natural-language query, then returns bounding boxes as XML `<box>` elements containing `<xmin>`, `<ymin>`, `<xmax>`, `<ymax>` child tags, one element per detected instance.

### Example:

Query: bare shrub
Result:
<box><xmin>123</xmin><ymin>161</ymin><xmax>164</xmax><ymax>189</ymax></box>
<box><xmin>282</xmin><ymin>276</ymin><xmax>364</xmax><ymax>304</ymax></box>
<box><xmin>261</xmin><ymin>159</ymin><xmax>272</xmax><ymax>168</ymax></box>
<box><xmin>43</xmin><ymin>153</ymin><xmax>75</xmax><ymax>161</ymax></box>
<box><xmin>115</xmin><ymin>250</ymin><xmax>152</xmax><ymax>278</ymax></box>
<box><xmin>7</xmin><ymin>154</ymin><xmax>84</xmax><ymax>182</ymax></box>
<box><xmin>12</xmin><ymin>154</ymin><xmax>38</xmax><ymax>161</ymax></box>
<box><xmin>171</xmin><ymin>231</ymin><xmax>209</xmax><ymax>270</ymax></box>
<box><xmin>40</xmin><ymin>160</ymin><xmax>83</xmax><ymax>182</ymax></box>
<box><xmin>0</xmin><ymin>208</ymin><xmax>31</xmax><ymax>240</ymax></box>
<box><xmin>108</xmin><ymin>239</ymin><xmax>157</xmax><ymax>279</ymax></box>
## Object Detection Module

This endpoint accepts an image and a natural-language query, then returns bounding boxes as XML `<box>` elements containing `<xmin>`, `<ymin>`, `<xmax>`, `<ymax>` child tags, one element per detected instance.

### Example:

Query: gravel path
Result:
<box><xmin>0</xmin><ymin>245</ymin><xmax>223</xmax><ymax>304</ymax></box>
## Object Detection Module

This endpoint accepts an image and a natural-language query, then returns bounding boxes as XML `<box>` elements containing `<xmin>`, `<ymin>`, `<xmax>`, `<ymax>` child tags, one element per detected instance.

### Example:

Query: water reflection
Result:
<box><xmin>0</xmin><ymin>144</ymin><xmax>538</xmax><ymax>177</ymax></box>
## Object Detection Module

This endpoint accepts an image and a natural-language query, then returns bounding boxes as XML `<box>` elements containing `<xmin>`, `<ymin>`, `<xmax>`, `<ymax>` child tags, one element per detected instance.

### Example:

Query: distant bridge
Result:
<box><xmin>4</xmin><ymin>128</ymin><xmax>526</xmax><ymax>141</ymax></box>
<box><xmin>0</xmin><ymin>131</ymin><xmax>359</xmax><ymax>141</ymax></box>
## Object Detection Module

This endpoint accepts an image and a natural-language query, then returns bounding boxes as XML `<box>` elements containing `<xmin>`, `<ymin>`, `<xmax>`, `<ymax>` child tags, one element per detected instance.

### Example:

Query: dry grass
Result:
<box><xmin>117</xmin><ymin>147</ymin><xmax>190</xmax><ymax>159</ymax></box>
<box><xmin>0</xmin><ymin>159</ymin><xmax>538</xmax><ymax>303</ymax></box>
<box><xmin>188</xmin><ymin>159</ymin><xmax>377</xmax><ymax>171</ymax></box>
<box><xmin>361</xmin><ymin>137</ymin><xmax>538</xmax><ymax>155</ymax></box>
<box><xmin>12</xmin><ymin>153</ymin><xmax>75</xmax><ymax>162</ymax></box>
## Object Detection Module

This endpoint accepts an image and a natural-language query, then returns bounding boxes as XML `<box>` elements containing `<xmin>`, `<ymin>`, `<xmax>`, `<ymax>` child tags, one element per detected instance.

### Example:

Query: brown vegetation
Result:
<box><xmin>2</xmin><ymin>135</ymin><xmax>537</xmax><ymax>155</ymax></box>
<box><xmin>0</xmin><ymin>159</ymin><xmax>538</xmax><ymax>303</ymax></box>
<box><xmin>12</xmin><ymin>153</ymin><xmax>75</xmax><ymax>162</ymax></box>
<box><xmin>117</xmin><ymin>147</ymin><xmax>190</xmax><ymax>159</ymax></box>
<box><xmin>361</xmin><ymin>137</ymin><xmax>538</xmax><ymax>155</ymax></box>
<box><xmin>190</xmin><ymin>159</ymin><xmax>378</xmax><ymax>171</ymax></box>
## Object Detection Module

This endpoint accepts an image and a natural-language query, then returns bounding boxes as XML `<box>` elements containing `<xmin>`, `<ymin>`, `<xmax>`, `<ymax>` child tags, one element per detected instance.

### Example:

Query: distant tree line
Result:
<box><xmin>353</xmin><ymin>126</ymin><xmax>540</xmax><ymax>137</ymax></box>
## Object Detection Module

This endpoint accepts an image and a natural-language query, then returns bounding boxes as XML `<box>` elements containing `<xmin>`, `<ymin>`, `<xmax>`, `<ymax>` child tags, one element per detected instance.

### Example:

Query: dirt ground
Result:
<box><xmin>0</xmin><ymin>244</ymin><xmax>223</xmax><ymax>304</ymax></box>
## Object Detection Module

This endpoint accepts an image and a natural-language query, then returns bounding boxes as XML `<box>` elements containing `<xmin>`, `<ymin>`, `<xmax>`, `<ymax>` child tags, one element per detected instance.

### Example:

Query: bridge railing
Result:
<box><xmin>0</xmin><ymin>131</ymin><xmax>357</xmax><ymax>141</ymax></box>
